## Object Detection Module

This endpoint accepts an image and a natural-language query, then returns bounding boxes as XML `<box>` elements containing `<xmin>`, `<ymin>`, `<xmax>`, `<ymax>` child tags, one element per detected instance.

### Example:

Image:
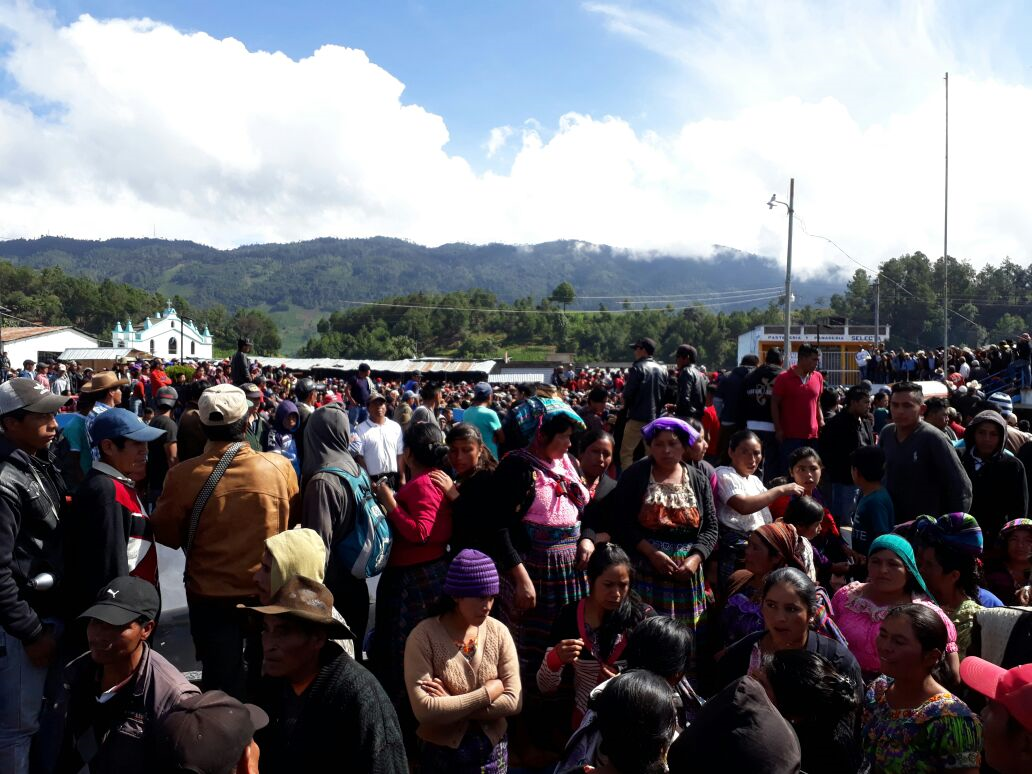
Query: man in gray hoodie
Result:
<box><xmin>961</xmin><ymin>409</ymin><xmax>1028</xmax><ymax>543</ymax></box>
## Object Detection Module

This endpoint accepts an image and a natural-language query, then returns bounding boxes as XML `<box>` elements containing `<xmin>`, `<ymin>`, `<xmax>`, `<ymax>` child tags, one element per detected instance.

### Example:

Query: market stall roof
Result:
<box><xmin>488</xmin><ymin>370</ymin><xmax>554</xmax><ymax>384</ymax></box>
<box><xmin>58</xmin><ymin>347</ymin><xmax>151</xmax><ymax>362</ymax></box>
<box><xmin>248</xmin><ymin>357</ymin><xmax>496</xmax><ymax>374</ymax></box>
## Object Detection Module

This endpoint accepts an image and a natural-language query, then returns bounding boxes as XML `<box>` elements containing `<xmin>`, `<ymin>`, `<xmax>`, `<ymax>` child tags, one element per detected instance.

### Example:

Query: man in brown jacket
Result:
<box><xmin>152</xmin><ymin>384</ymin><xmax>299</xmax><ymax>699</ymax></box>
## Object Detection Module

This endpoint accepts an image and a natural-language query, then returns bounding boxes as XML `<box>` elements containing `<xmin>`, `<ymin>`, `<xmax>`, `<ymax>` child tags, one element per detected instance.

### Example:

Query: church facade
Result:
<box><xmin>111</xmin><ymin>301</ymin><xmax>213</xmax><ymax>360</ymax></box>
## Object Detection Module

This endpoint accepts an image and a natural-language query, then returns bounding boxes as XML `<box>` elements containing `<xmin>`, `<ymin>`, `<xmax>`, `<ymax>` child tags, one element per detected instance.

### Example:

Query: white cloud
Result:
<box><xmin>485</xmin><ymin>125</ymin><xmax>513</xmax><ymax>158</ymax></box>
<box><xmin>0</xmin><ymin>1</ymin><xmax>1031</xmax><ymax>280</ymax></box>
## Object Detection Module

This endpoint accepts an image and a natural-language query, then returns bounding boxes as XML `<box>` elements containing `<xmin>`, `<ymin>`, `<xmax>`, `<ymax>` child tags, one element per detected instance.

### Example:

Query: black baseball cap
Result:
<box><xmin>78</xmin><ymin>576</ymin><xmax>160</xmax><ymax>625</ymax></box>
<box><xmin>155</xmin><ymin>691</ymin><xmax>269</xmax><ymax>774</ymax></box>
<box><xmin>631</xmin><ymin>337</ymin><xmax>657</xmax><ymax>355</ymax></box>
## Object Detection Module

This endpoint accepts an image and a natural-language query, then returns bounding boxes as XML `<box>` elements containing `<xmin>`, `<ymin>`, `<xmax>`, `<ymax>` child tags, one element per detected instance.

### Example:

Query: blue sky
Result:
<box><xmin>3</xmin><ymin>1</ymin><xmax>1032</xmax><ymax>277</ymax></box>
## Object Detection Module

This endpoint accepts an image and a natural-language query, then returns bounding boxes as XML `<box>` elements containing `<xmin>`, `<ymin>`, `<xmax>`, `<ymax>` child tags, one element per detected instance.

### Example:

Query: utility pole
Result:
<box><xmin>873</xmin><ymin>277</ymin><xmax>881</xmax><ymax>350</ymax></box>
<box><xmin>784</xmin><ymin>178</ymin><xmax>795</xmax><ymax>359</ymax></box>
<box><xmin>943</xmin><ymin>72</ymin><xmax>949</xmax><ymax>362</ymax></box>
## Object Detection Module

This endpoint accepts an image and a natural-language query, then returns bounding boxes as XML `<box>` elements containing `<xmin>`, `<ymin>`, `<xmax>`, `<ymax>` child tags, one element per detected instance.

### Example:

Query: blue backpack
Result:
<box><xmin>318</xmin><ymin>466</ymin><xmax>393</xmax><ymax>579</ymax></box>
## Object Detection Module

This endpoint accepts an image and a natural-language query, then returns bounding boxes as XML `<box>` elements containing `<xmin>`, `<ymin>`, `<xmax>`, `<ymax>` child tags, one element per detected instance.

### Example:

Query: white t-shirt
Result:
<box><xmin>349</xmin><ymin>418</ymin><xmax>405</xmax><ymax>476</ymax></box>
<box><xmin>714</xmin><ymin>466</ymin><xmax>772</xmax><ymax>533</ymax></box>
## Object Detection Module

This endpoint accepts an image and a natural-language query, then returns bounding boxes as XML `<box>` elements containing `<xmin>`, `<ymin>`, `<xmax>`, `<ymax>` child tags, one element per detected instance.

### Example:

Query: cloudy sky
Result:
<box><xmin>1</xmin><ymin>0</ymin><xmax>1030</xmax><ymax>277</ymax></box>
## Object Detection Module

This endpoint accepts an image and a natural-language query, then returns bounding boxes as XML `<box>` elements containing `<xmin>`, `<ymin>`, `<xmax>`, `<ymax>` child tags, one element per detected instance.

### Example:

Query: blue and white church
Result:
<box><xmin>111</xmin><ymin>300</ymin><xmax>213</xmax><ymax>360</ymax></box>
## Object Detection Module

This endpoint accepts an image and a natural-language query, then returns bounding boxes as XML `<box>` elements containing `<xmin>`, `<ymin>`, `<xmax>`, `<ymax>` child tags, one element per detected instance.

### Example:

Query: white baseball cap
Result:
<box><xmin>198</xmin><ymin>384</ymin><xmax>249</xmax><ymax>426</ymax></box>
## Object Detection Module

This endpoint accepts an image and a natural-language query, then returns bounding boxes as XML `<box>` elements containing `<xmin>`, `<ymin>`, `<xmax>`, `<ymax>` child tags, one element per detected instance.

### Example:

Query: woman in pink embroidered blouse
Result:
<box><xmin>833</xmin><ymin>534</ymin><xmax>960</xmax><ymax>684</ymax></box>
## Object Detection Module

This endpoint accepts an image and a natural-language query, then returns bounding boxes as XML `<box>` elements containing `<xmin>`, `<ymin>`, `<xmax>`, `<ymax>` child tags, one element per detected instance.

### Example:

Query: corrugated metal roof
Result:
<box><xmin>488</xmin><ymin>370</ymin><xmax>552</xmax><ymax>384</ymax></box>
<box><xmin>59</xmin><ymin>347</ymin><xmax>150</xmax><ymax>361</ymax></box>
<box><xmin>249</xmin><ymin>357</ymin><xmax>495</xmax><ymax>373</ymax></box>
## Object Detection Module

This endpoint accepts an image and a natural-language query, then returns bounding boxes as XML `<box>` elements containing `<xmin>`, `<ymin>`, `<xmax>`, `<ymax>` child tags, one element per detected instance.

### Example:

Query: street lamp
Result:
<box><xmin>768</xmin><ymin>179</ymin><xmax>795</xmax><ymax>360</ymax></box>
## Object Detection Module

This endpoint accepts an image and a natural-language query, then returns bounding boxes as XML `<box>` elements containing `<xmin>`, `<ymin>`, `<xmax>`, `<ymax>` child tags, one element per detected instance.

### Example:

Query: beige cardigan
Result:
<box><xmin>404</xmin><ymin>614</ymin><xmax>522</xmax><ymax>748</ymax></box>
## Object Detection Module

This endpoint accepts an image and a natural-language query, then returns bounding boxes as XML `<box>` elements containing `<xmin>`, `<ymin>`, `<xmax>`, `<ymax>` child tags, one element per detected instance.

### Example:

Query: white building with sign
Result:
<box><xmin>737</xmin><ymin>323</ymin><xmax>891</xmax><ymax>386</ymax></box>
<box><xmin>111</xmin><ymin>301</ymin><xmax>213</xmax><ymax>360</ymax></box>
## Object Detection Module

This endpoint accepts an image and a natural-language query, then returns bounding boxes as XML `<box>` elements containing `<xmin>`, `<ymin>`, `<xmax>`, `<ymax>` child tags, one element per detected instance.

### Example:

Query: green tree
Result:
<box><xmin>550</xmin><ymin>281</ymin><xmax>576</xmax><ymax>312</ymax></box>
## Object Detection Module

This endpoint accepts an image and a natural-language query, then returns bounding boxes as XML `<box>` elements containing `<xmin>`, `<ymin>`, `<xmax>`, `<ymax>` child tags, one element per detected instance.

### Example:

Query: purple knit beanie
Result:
<box><xmin>444</xmin><ymin>549</ymin><xmax>499</xmax><ymax>598</ymax></box>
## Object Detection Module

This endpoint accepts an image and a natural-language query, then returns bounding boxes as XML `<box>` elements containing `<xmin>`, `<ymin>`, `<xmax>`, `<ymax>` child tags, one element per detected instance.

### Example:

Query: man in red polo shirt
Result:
<box><xmin>771</xmin><ymin>344</ymin><xmax>824</xmax><ymax>477</ymax></box>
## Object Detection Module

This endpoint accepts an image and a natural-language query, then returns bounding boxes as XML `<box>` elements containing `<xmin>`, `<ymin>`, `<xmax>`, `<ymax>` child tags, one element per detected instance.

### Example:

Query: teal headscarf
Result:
<box><xmin>869</xmin><ymin>533</ymin><xmax>934</xmax><ymax>601</ymax></box>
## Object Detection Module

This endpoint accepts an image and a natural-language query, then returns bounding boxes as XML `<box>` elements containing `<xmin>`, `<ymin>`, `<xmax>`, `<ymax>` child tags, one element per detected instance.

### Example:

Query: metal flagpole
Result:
<box><xmin>943</xmin><ymin>72</ymin><xmax>949</xmax><ymax>362</ymax></box>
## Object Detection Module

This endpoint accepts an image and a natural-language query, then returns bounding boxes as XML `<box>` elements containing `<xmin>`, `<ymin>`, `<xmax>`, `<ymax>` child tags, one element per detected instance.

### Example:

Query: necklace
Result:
<box><xmin>456</xmin><ymin>634</ymin><xmax>478</xmax><ymax>661</ymax></box>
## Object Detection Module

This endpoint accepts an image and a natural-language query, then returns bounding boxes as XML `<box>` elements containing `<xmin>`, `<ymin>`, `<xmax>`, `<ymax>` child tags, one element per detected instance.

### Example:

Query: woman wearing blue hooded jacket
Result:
<box><xmin>265</xmin><ymin>399</ymin><xmax>301</xmax><ymax>479</ymax></box>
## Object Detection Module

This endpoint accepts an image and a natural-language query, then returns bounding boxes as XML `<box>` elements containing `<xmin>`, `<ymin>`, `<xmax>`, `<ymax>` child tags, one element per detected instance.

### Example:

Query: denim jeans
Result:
<box><xmin>0</xmin><ymin>620</ymin><xmax>63</xmax><ymax>774</ymax></box>
<box><xmin>829</xmin><ymin>483</ymin><xmax>860</xmax><ymax>545</ymax></box>
<box><xmin>348</xmin><ymin>406</ymin><xmax>369</xmax><ymax>432</ymax></box>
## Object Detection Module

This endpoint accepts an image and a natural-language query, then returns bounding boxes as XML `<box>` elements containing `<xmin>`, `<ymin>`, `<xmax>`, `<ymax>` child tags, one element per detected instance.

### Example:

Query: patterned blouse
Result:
<box><xmin>833</xmin><ymin>582</ymin><xmax>958</xmax><ymax>674</ymax></box>
<box><xmin>860</xmin><ymin>676</ymin><xmax>981</xmax><ymax>773</ymax></box>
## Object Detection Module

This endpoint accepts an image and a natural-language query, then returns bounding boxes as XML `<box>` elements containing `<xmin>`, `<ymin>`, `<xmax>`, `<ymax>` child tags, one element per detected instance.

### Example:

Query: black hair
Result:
<box><xmin>202</xmin><ymin>416</ymin><xmax>248</xmax><ymax>442</ymax></box>
<box><xmin>798</xmin><ymin>344</ymin><xmax>820</xmax><ymax>359</ymax></box>
<box><xmin>539</xmin><ymin>412</ymin><xmax>579</xmax><ymax>442</ymax></box>
<box><xmin>765</xmin><ymin>347</ymin><xmax>783</xmax><ymax>365</ymax></box>
<box><xmin>845</xmin><ymin>385</ymin><xmax>871</xmax><ymax>404</ymax></box>
<box><xmin>728</xmin><ymin>429</ymin><xmax>759</xmax><ymax>451</ymax></box>
<box><xmin>782</xmin><ymin>495</ymin><xmax>825</xmax><ymax>529</ymax></box>
<box><xmin>592</xmin><ymin>670</ymin><xmax>676</xmax><ymax>774</ymax></box>
<box><xmin>787</xmin><ymin>445</ymin><xmax>821</xmax><ymax>470</ymax></box>
<box><xmin>624</xmin><ymin>617</ymin><xmax>693</xmax><ymax>680</ymax></box>
<box><xmin>445</xmin><ymin>422</ymin><xmax>496</xmax><ymax>472</ymax></box>
<box><xmin>98</xmin><ymin>437</ymin><xmax>130</xmax><ymax>452</ymax></box>
<box><xmin>918</xmin><ymin>539</ymin><xmax>982</xmax><ymax>600</ymax></box>
<box><xmin>419</xmin><ymin>383</ymin><xmax>442</xmax><ymax>401</ymax></box>
<box><xmin>0</xmin><ymin>408</ymin><xmax>31</xmax><ymax>427</ymax></box>
<box><xmin>577</xmin><ymin>428</ymin><xmax>615</xmax><ymax>456</ymax></box>
<box><xmin>403</xmin><ymin>421</ymin><xmax>449</xmax><ymax>469</ymax></box>
<box><xmin>586</xmin><ymin>543</ymin><xmax>648</xmax><ymax>660</ymax></box>
<box><xmin>849</xmin><ymin>445</ymin><xmax>884</xmax><ymax>482</ymax></box>
<box><xmin>762</xmin><ymin>566</ymin><xmax>819</xmax><ymax>617</ymax></box>
<box><xmin>885</xmin><ymin>603</ymin><xmax>948</xmax><ymax>676</ymax></box>
<box><xmin>428</xmin><ymin>594</ymin><xmax>458</xmax><ymax>617</ymax></box>
<box><xmin>588</xmin><ymin>386</ymin><xmax>608</xmax><ymax>403</ymax></box>
<box><xmin>741</xmin><ymin>354</ymin><xmax>760</xmax><ymax>367</ymax></box>
<box><xmin>820</xmin><ymin>389</ymin><xmax>840</xmax><ymax>413</ymax></box>
<box><xmin>891</xmin><ymin>381</ymin><xmax>924</xmax><ymax>399</ymax></box>
<box><xmin>760</xmin><ymin>650</ymin><xmax>859</xmax><ymax>725</ymax></box>
<box><xmin>924</xmin><ymin>397</ymin><xmax>948</xmax><ymax>413</ymax></box>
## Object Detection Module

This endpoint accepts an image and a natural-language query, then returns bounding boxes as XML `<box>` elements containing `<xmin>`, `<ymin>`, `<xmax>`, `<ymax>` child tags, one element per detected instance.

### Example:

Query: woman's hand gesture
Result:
<box><xmin>418</xmin><ymin>677</ymin><xmax>450</xmax><ymax>697</ymax></box>
<box><xmin>555</xmin><ymin>638</ymin><xmax>585</xmax><ymax>665</ymax></box>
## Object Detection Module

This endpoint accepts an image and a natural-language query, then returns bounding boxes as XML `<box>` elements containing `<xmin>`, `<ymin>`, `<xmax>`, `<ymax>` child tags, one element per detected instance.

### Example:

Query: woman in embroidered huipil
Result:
<box><xmin>606</xmin><ymin>417</ymin><xmax>718</xmax><ymax>630</ymax></box>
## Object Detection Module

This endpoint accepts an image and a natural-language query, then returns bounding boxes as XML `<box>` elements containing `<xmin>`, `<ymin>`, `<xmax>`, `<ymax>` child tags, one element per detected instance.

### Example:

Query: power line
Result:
<box><xmin>577</xmin><ymin>286</ymin><xmax>782</xmax><ymax>300</ymax></box>
<box><xmin>790</xmin><ymin>215</ymin><xmax>981</xmax><ymax>328</ymax></box>
<box><xmin>338</xmin><ymin>291</ymin><xmax>783</xmax><ymax>316</ymax></box>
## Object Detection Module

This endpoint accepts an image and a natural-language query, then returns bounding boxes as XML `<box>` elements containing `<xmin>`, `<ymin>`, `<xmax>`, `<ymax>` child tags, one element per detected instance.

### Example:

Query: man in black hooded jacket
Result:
<box><xmin>962</xmin><ymin>409</ymin><xmax>1028</xmax><ymax>543</ymax></box>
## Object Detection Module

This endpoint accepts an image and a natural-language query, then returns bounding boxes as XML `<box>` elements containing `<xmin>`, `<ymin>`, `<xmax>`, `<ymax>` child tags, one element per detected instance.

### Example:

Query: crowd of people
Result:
<box><xmin>1</xmin><ymin>331</ymin><xmax>1031</xmax><ymax>774</ymax></box>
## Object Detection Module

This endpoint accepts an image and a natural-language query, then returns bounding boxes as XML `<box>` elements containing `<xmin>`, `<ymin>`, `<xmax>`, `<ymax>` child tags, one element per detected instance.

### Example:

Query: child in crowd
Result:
<box><xmin>850</xmin><ymin>445</ymin><xmax>894</xmax><ymax>561</ymax></box>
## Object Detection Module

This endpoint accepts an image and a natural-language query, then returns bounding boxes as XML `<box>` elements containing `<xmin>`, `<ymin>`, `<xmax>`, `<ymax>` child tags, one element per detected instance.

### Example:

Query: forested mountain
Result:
<box><xmin>0</xmin><ymin>262</ymin><xmax>282</xmax><ymax>354</ymax></box>
<box><xmin>0</xmin><ymin>236</ymin><xmax>833</xmax><ymax>309</ymax></box>
<box><xmin>4</xmin><ymin>236</ymin><xmax>1032</xmax><ymax>365</ymax></box>
<box><xmin>0</xmin><ymin>236</ymin><xmax>840</xmax><ymax>350</ymax></box>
